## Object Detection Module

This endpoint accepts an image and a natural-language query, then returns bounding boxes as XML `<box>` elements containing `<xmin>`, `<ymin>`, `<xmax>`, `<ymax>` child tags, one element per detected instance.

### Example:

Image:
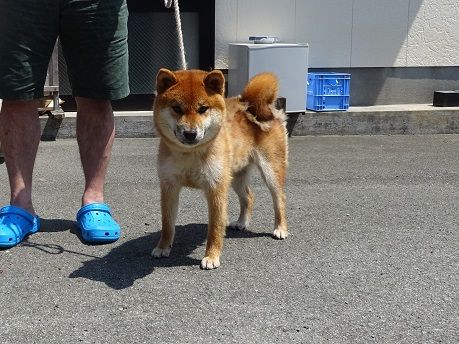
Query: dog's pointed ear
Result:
<box><xmin>204</xmin><ymin>70</ymin><xmax>225</xmax><ymax>95</ymax></box>
<box><xmin>156</xmin><ymin>68</ymin><xmax>178</xmax><ymax>95</ymax></box>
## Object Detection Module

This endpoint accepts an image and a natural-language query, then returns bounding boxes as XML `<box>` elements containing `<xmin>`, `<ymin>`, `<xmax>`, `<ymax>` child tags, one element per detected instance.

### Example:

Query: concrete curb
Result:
<box><xmin>39</xmin><ymin>105</ymin><xmax>459</xmax><ymax>140</ymax></box>
<box><xmin>287</xmin><ymin>106</ymin><xmax>459</xmax><ymax>136</ymax></box>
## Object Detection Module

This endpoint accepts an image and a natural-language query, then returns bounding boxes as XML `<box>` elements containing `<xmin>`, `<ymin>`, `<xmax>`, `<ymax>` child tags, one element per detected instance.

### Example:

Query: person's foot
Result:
<box><xmin>0</xmin><ymin>206</ymin><xmax>40</xmax><ymax>248</ymax></box>
<box><xmin>76</xmin><ymin>203</ymin><xmax>121</xmax><ymax>243</ymax></box>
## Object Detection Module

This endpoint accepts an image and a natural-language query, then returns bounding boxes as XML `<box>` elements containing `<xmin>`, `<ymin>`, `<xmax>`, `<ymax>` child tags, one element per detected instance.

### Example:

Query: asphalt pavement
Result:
<box><xmin>1</xmin><ymin>135</ymin><xmax>458</xmax><ymax>343</ymax></box>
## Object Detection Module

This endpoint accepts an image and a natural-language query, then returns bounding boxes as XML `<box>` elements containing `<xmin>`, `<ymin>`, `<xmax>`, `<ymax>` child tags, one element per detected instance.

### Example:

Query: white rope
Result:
<box><xmin>164</xmin><ymin>0</ymin><xmax>187</xmax><ymax>70</ymax></box>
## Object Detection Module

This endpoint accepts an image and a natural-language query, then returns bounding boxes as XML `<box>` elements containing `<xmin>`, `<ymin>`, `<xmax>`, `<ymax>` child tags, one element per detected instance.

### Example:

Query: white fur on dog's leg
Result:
<box><xmin>200</xmin><ymin>256</ymin><xmax>220</xmax><ymax>270</ymax></box>
<box><xmin>273</xmin><ymin>227</ymin><xmax>288</xmax><ymax>240</ymax></box>
<box><xmin>152</xmin><ymin>246</ymin><xmax>172</xmax><ymax>258</ymax></box>
<box><xmin>228</xmin><ymin>220</ymin><xmax>247</xmax><ymax>231</ymax></box>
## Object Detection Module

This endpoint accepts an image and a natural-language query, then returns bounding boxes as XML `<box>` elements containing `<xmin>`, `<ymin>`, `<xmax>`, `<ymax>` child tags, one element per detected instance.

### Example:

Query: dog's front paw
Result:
<box><xmin>152</xmin><ymin>246</ymin><xmax>172</xmax><ymax>258</ymax></box>
<box><xmin>228</xmin><ymin>220</ymin><xmax>247</xmax><ymax>231</ymax></box>
<box><xmin>273</xmin><ymin>227</ymin><xmax>288</xmax><ymax>240</ymax></box>
<box><xmin>200</xmin><ymin>256</ymin><xmax>220</xmax><ymax>270</ymax></box>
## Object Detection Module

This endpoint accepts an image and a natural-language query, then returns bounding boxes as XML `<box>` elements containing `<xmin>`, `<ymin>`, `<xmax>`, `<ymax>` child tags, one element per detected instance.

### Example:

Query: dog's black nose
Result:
<box><xmin>183</xmin><ymin>130</ymin><xmax>197</xmax><ymax>141</ymax></box>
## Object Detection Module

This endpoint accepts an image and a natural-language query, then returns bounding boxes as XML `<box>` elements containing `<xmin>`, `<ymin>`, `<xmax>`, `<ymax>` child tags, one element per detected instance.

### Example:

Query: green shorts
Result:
<box><xmin>0</xmin><ymin>0</ymin><xmax>129</xmax><ymax>101</ymax></box>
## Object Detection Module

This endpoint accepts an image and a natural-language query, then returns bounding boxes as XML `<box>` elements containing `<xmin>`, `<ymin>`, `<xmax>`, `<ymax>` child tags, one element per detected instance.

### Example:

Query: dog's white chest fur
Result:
<box><xmin>158</xmin><ymin>152</ymin><xmax>223</xmax><ymax>189</ymax></box>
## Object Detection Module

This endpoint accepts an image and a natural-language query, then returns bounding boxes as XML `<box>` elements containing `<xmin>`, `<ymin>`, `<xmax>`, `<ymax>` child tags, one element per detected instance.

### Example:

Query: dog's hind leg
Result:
<box><xmin>255</xmin><ymin>153</ymin><xmax>288</xmax><ymax>239</ymax></box>
<box><xmin>152</xmin><ymin>182</ymin><xmax>181</xmax><ymax>258</ymax></box>
<box><xmin>229</xmin><ymin>166</ymin><xmax>254</xmax><ymax>230</ymax></box>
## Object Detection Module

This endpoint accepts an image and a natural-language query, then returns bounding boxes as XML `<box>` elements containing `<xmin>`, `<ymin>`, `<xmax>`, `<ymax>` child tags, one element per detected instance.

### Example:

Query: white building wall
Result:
<box><xmin>407</xmin><ymin>0</ymin><xmax>459</xmax><ymax>66</ymax></box>
<box><xmin>215</xmin><ymin>0</ymin><xmax>459</xmax><ymax>69</ymax></box>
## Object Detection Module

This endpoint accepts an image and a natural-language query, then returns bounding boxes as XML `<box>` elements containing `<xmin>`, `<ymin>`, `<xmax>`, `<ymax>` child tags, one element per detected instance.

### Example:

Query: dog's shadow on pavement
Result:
<box><xmin>68</xmin><ymin>223</ymin><xmax>208</xmax><ymax>290</ymax></box>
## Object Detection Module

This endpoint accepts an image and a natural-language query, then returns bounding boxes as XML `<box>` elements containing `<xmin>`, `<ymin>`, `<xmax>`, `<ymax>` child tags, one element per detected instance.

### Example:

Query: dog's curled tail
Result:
<box><xmin>240</xmin><ymin>73</ymin><xmax>279</xmax><ymax>122</ymax></box>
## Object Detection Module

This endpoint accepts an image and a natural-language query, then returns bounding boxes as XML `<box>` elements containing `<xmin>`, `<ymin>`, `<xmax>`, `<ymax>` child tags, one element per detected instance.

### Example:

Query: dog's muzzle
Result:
<box><xmin>176</xmin><ymin>129</ymin><xmax>199</xmax><ymax>145</ymax></box>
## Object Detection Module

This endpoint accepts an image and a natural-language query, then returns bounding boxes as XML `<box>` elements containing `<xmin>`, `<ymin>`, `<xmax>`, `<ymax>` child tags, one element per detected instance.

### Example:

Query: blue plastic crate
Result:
<box><xmin>307</xmin><ymin>72</ymin><xmax>351</xmax><ymax>111</ymax></box>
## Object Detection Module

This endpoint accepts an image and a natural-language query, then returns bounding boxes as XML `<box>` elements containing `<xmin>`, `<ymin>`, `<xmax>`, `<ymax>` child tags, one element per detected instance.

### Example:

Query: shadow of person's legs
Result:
<box><xmin>69</xmin><ymin>223</ymin><xmax>208</xmax><ymax>290</ymax></box>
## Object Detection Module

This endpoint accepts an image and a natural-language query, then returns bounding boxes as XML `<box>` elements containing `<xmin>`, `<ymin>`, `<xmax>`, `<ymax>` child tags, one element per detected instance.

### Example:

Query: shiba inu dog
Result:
<box><xmin>152</xmin><ymin>69</ymin><xmax>288</xmax><ymax>269</ymax></box>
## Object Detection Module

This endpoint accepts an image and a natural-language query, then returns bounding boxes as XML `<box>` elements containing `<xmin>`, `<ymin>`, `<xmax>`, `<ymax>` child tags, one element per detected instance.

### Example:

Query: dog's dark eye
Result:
<box><xmin>172</xmin><ymin>105</ymin><xmax>183</xmax><ymax>115</ymax></box>
<box><xmin>197</xmin><ymin>106</ymin><xmax>209</xmax><ymax>114</ymax></box>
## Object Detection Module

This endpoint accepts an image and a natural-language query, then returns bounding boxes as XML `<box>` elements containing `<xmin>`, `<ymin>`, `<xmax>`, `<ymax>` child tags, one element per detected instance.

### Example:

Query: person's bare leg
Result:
<box><xmin>0</xmin><ymin>100</ymin><xmax>40</xmax><ymax>216</ymax></box>
<box><xmin>75</xmin><ymin>97</ymin><xmax>115</xmax><ymax>206</ymax></box>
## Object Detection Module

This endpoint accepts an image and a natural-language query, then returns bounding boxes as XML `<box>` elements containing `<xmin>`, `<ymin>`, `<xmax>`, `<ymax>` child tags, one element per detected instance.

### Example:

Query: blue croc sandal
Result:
<box><xmin>0</xmin><ymin>206</ymin><xmax>40</xmax><ymax>248</ymax></box>
<box><xmin>76</xmin><ymin>203</ymin><xmax>121</xmax><ymax>243</ymax></box>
